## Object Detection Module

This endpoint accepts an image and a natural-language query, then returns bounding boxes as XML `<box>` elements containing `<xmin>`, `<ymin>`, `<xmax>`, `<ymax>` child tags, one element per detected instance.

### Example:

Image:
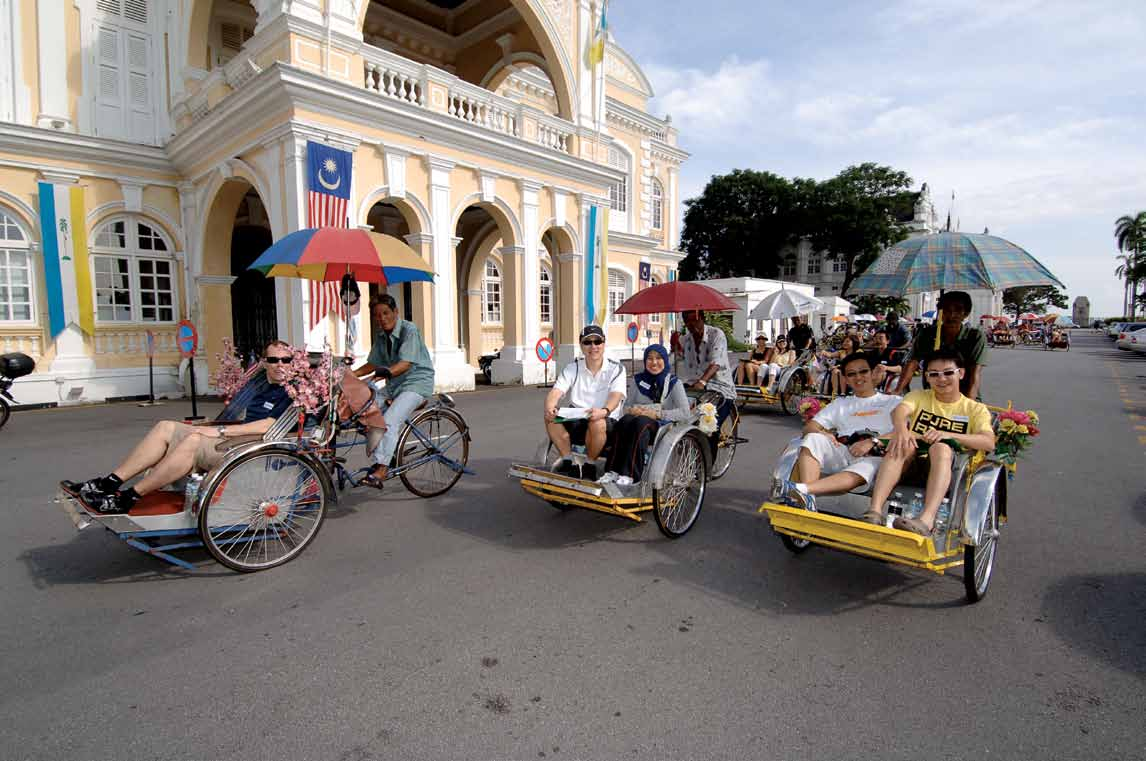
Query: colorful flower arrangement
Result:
<box><xmin>696</xmin><ymin>401</ymin><xmax>718</xmax><ymax>434</ymax></box>
<box><xmin>993</xmin><ymin>408</ymin><xmax>1041</xmax><ymax>474</ymax></box>
<box><xmin>211</xmin><ymin>338</ymin><xmax>249</xmax><ymax>403</ymax></box>
<box><xmin>282</xmin><ymin>348</ymin><xmax>336</xmax><ymax>414</ymax></box>
<box><xmin>797</xmin><ymin>396</ymin><xmax>823</xmax><ymax>422</ymax></box>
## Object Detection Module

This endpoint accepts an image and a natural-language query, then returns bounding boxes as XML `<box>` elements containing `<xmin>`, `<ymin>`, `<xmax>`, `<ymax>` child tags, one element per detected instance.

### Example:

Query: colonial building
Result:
<box><xmin>0</xmin><ymin>0</ymin><xmax>686</xmax><ymax>405</ymax></box>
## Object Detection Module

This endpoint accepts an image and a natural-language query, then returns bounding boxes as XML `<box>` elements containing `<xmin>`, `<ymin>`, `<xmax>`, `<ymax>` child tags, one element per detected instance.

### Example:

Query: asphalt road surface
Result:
<box><xmin>2</xmin><ymin>331</ymin><xmax>1143</xmax><ymax>761</ymax></box>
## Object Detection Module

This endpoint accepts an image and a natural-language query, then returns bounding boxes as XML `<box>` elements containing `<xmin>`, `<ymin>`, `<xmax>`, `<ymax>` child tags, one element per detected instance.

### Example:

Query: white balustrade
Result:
<box><xmin>535</xmin><ymin>115</ymin><xmax>572</xmax><ymax>153</ymax></box>
<box><xmin>93</xmin><ymin>331</ymin><xmax>177</xmax><ymax>354</ymax></box>
<box><xmin>447</xmin><ymin>81</ymin><xmax>520</xmax><ymax>139</ymax></box>
<box><xmin>362</xmin><ymin>47</ymin><xmax>425</xmax><ymax>105</ymax></box>
<box><xmin>0</xmin><ymin>333</ymin><xmax>42</xmax><ymax>357</ymax></box>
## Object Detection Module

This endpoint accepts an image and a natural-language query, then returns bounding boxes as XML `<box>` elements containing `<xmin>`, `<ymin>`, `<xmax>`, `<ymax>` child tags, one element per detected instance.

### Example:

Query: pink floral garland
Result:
<box><xmin>282</xmin><ymin>348</ymin><xmax>336</xmax><ymax>414</ymax></box>
<box><xmin>211</xmin><ymin>338</ymin><xmax>249</xmax><ymax>403</ymax></box>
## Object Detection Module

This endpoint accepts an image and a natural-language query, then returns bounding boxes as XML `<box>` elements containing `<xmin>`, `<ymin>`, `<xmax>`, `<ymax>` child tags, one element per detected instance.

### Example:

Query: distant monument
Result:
<box><xmin>1073</xmin><ymin>296</ymin><xmax>1090</xmax><ymax>327</ymax></box>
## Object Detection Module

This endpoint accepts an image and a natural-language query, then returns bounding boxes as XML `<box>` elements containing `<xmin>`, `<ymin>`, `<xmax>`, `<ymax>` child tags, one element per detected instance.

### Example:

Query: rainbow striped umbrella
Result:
<box><xmin>249</xmin><ymin>227</ymin><xmax>434</xmax><ymax>284</ymax></box>
<box><xmin>850</xmin><ymin>232</ymin><xmax>1064</xmax><ymax>296</ymax></box>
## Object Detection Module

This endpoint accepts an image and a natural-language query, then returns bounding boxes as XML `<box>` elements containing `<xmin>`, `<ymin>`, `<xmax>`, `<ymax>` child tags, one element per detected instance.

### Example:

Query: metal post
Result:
<box><xmin>185</xmin><ymin>355</ymin><xmax>203</xmax><ymax>420</ymax></box>
<box><xmin>148</xmin><ymin>354</ymin><xmax>155</xmax><ymax>404</ymax></box>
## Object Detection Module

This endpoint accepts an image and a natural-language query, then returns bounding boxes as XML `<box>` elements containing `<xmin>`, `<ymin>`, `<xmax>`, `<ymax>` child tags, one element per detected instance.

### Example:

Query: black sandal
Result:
<box><xmin>360</xmin><ymin>464</ymin><xmax>387</xmax><ymax>489</ymax></box>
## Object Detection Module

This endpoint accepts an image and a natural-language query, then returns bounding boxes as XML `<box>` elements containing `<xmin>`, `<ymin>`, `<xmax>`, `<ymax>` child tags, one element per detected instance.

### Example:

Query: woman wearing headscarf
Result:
<box><xmin>601</xmin><ymin>344</ymin><xmax>690</xmax><ymax>484</ymax></box>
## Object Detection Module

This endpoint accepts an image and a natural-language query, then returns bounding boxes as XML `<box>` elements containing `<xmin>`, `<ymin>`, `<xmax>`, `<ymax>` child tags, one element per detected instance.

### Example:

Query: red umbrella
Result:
<box><xmin>614</xmin><ymin>281</ymin><xmax>739</xmax><ymax>315</ymax></box>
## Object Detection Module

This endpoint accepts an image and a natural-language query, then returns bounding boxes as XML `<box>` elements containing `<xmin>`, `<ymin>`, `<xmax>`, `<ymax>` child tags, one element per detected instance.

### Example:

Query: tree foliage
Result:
<box><xmin>1114</xmin><ymin>211</ymin><xmax>1146</xmax><ymax>317</ymax></box>
<box><xmin>1002</xmin><ymin>286</ymin><xmax>1068</xmax><ymax>317</ymax></box>
<box><xmin>849</xmin><ymin>295</ymin><xmax>911</xmax><ymax>318</ymax></box>
<box><xmin>678</xmin><ymin>164</ymin><xmax>915</xmax><ymax>296</ymax></box>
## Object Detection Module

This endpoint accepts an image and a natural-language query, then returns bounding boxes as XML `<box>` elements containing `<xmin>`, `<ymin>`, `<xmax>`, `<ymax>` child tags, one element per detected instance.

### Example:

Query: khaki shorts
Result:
<box><xmin>167</xmin><ymin>422</ymin><xmax>227</xmax><ymax>472</ymax></box>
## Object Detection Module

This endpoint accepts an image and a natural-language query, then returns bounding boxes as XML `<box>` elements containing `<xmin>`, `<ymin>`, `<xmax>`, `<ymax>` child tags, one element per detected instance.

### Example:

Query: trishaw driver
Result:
<box><xmin>679</xmin><ymin>310</ymin><xmax>736</xmax><ymax>427</ymax></box>
<box><xmin>895</xmin><ymin>290</ymin><xmax>988</xmax><ymax>399</ymax></box>
<box><xmin>544</xmin><ymin>325</ymin><xmax>627</xmax><ymax>480</ymax></box>
<box><xmin>353</xmin><ymin>294</ymin><xmax>435</xmax><ymax>489</ymax></box>
<box><xmin>63</xmin><ymin>340</ymin><xmax>295</xmax><ymax>514</ymax></box>
<box><xmin>867</xmin><ymin>349</ymin><xmax>996</xmax><ymax>535</ymax></box>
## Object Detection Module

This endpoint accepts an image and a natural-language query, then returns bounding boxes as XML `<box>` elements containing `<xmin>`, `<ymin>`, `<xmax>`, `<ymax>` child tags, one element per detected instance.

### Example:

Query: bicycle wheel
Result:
<box><xmin>964</xmin><ymin>483</ymin><xmax>1000</xmax><ymax>603</ymax></box>
<box><xmin>0</xmin><ymin>396</ymin><xmax>9</xmax><ymax>431</ymax></box>
<box><xmin>397</xmin><ymin>407</ymin><xmax>470</xmax><ymax>498</ymax></box>
<box><xmin>709</xmin><ymin>409</ymin><xmax>738</xmax><ymax>480</ymax></box>
<box><xmin>198</xmin><ymin>448</ymin><xmax>328</xmax><ymax>572</ymax></box>
<box><xmin>779</xmin><ymin>371</ymin><xmax>808</xmax><ymax>416</ymax></box>
<box><xmin>652</xmin><ymin>432</ymin><xmax>708</xmax><ymax>539</ymax></box>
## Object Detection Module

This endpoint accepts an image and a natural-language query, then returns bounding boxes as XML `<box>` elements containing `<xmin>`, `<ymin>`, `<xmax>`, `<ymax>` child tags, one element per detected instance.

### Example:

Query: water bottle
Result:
<box><xmin>934</xmin><ymin>498</ymin><xmax>951</xmax><ymax>532</ymax></box>
<box><xmin>885</xmin><ymin>491</ymin><xmax>904</xmax><ymax>528</ymax></box>
<box><xmin>183</xmin><ymin>473</ymin><xmax>203</xmax><ymax>513</ymax></box>
<box><xmin>907</xmin><ymin>493</ymin><xmax>924</xmax><ymax>520</ymax></box>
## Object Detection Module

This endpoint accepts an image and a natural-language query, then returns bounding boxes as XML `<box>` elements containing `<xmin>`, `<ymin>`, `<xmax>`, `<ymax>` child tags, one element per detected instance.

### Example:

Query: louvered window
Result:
<box><xmin>91</xmin><ymin>0</ymin><xmax>155</xmax><ymax>144</ymax></box>
<box><xmin>608</xmin><ymin>270</ymin><xmax>627</xmax><ymax>324</ymax></box>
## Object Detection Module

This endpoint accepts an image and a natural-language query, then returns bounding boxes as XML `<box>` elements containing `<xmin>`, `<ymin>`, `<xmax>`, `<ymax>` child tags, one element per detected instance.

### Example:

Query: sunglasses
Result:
<box><xmin>581</xmin><ymin>339</ymin><xmax>604</xmax><ymax>346</ymax></box>
<box><xmin>925</xmin><ymin>369</ymin><xmax>959</xmax><ymax>379</ymax></box>
<box><xmin>264</xmin><ymin>356</ymin><xmax>292</xmax><ymax>364</ymax></box>
<box><xmin>844</xmin><ymin>368</ymin><xmax>871</xmax><ymax>378</ymax></box>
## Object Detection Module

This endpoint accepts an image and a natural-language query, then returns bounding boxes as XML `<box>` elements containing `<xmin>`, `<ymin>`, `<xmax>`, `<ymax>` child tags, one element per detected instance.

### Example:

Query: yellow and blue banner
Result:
<box><xmin>587</xmin><ymin>0</ymin><xmax>608</xmax><ymax>66</ymax></box>
<box><xmin>596</xmin><ymin>206</ymin><xmax>609</xmax><ymax>326</ymax></box>
<box><xmin>37</xmin><ymin>182</ymin><xmax>93</xmax><ymax>338</ymax></box>
<box><xmin>584</xmin><ymin>205</ymin><xmax>610</xmax><ymax>327</ymax></box>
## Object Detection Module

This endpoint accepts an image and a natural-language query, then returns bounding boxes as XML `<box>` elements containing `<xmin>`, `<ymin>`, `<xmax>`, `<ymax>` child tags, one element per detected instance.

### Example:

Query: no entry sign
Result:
<box><xmin>626</xmin><ymin>321</ymin><xmax>639</xmax><ymax>343</ymax></box>
<box><xmin>176</xmin><ymin>320</ymin><xmax>198</xmax><ymax>358</ymax></box>
<box><xmin>535</xmin><ymin>337</ymin><xmax>555</xmax><ymax>363</ymax></box>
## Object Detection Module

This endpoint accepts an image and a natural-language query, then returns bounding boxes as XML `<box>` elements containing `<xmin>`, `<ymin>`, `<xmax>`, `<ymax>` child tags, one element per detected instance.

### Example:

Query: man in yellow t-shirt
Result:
<box><xmin>865</xmin><ymin>349</ymin><xmax>996</xmax><ymax>535</ymax></box>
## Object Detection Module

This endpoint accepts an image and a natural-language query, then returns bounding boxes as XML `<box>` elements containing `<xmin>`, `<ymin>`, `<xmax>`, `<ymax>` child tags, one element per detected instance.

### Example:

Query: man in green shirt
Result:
<box><xmin>353</xmin><ymin>294</ymin><xmax>435</xmax><ymax>488</ymax></box>
<box><xmin>895</xmin><ymin>290</ymin><xmax>988</xmax><ymax>399</ymax></box>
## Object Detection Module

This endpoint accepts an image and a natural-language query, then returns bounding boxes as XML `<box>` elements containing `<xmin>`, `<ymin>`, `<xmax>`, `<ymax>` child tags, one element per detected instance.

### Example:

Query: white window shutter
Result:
<box><xmin>125</xmin><ymin>31</ymin><xmax>153</xmax><ymax>143</ymax></box>
<box><xmin>93</xmin><ymin>22</ymin><xmax>124</xmax><ymax>138</ymax></box>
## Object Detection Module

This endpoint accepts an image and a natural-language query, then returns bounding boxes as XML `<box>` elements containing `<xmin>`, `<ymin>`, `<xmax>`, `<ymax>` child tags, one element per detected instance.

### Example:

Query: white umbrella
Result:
<box><xmin>854</xmin><ymin>313</ymin><xmax>877</xmax><ymax>322</ymax></box>
<box><xmin>749</xmin><ymin>289</ymin><xmax>825</xmax><ymax>321</ymax></box>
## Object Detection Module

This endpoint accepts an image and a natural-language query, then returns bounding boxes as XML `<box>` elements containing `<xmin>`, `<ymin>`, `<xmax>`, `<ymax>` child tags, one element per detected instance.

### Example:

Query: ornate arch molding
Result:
<box><xmin>87</xmin><ymin>202</ymin><xmax>186</xmax><ymax>251</ymax></box>
<box><xmin>0</xmin><ymin>191</ymin><xmax>41</xmax><ymax>241</ymax></box>
<box><xmin>480</xmin><ymin>52</ymin><xmax>553</xmax><ymax>90</ymax></box>
<box><xmin>538</xmin><ymin>218</ymin><xmax>580</xmax><ymax>253</ymax></box>
<box><xmin>197</xmin><ymin>157</ymin><xmax>278</xmax><ymax>234</ymax></box>
<box><xmin>450</xmin><ymin>192</ymin><xmax>523</xmax><ymax>245</ymax></box>
<box><xmin>460</xmin><ymin>218</ymin><xmax>504</xmax><ymax>291</ymax></box>
<box><xmin>356</xmin><ymin>186</ymin><xmax>430</xmax><ymax>234</ymax></box>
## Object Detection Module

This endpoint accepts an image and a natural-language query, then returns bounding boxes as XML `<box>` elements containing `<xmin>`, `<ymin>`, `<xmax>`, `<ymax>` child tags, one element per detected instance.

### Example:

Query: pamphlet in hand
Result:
<box><xmin>554</xmin><ymin>407</ymin><xmax>589</xmax><ymax>422</ymax></box>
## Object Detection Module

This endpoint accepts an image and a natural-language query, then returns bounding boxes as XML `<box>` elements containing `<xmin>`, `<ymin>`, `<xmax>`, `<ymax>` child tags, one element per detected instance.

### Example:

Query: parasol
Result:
<box><xmin>613</xmin><ymin>280</ymin><xmax>739</xmax><ymax>315</ymax></box>
<box><xmin>249</xmin><ymin>228</ymin><xmax>434</xmax><ymax>285</ymax></box>
<box><xmin>748</xmin><ymin>289</ymin><xmax>824</xmax><ymax>321</ymax></box>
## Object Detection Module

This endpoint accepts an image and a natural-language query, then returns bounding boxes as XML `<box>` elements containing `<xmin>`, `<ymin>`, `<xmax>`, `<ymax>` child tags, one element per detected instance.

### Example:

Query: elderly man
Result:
<box><xmin>543</xmin><ymin>324</ymin><xmax>627</xmax><ymax>480</ymax></box>
<box><xmin>354</xmin><ymin>293</ymin><xmax>435</xmax><ymax>488</ymax></box>
<box><xmin>63</xmin><ymin>340</ymin><xmax>296</xmax><ymax>514</ymax></box>
<box><xmin>679</xmin><ymin>309</ymin><xmax>736</xmax><ymax>428</ymax></box>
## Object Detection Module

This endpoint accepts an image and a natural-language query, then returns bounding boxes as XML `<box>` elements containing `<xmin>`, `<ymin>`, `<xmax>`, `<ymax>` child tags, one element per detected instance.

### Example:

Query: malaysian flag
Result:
<box><xmin>638</xmin><ymin>261</ymin><xmax>651</xmax><ymax>330</ymax></box>
<box><xmin>307</xmin><ymin>141</ymin><xmax>353</xmax><ymax>329</ymax></box>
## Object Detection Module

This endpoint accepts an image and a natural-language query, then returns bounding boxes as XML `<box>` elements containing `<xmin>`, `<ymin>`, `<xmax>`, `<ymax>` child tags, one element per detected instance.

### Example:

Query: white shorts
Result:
<box><xmin>800</xmin><ymin>432</ymin><xmax>882</xmax><ymax>487</ymax></box>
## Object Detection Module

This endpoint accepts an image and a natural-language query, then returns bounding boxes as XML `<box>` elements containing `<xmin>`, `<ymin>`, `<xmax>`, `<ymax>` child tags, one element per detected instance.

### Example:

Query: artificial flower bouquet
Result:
<box><xmin>993</xmin><ymin>408</ymin><xmax>1041</xmax><ymax>471</ymax></box>
<box><xmin>282</xmin><ymin>348</ymin><xmax>335</xmax><ymax>414</ymax></box>
<box><xmin>796</xmin><ymin>396</ymin><xmax>823</xmax><ymax>422</ymax></box>
<box><xmin>696</xmin><ymin>401</ymin><xmax>718</xmax><ymax>434</ymax></box>
<box><xmin>211</xmin><ymin>337</ymin><xmax>249</xmax><ymax>403</ymax></box>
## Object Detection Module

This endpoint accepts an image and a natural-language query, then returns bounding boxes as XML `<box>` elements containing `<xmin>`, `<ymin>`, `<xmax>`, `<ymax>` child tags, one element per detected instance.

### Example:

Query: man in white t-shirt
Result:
<box><xmin>543</xmin><ymin>324</ymin><xmax>627</xmax><ymax>479</ymax></box>
<box><xmin>779</xmin><ymin>352</ymin><xmax>899</xmax><ymax>511</ymax></box>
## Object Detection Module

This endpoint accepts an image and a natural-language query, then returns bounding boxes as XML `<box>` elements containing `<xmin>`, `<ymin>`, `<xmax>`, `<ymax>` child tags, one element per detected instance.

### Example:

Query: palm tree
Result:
<box><xmin>1115</xmin><ymin>254</ymin><xmax>1134</xmax><ymax>318</ymax></box>
<box><xmin>1114</xmin><ymin>212</ymin><xmax>1146</xmax><ymax>317</ymax></box>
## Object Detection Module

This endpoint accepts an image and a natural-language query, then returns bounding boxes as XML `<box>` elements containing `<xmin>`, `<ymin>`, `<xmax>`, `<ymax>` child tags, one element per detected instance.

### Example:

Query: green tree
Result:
<box><xmin>849</xmin><ymin>295</ymin><xmax>910</xmax><ymax>318</ymax></box>
<box><xmin>1002</xmin><ymin>286</ymin><xmax>1069</xmax><ymax>318</ymax></box>
<box><xmin>810</xmin><ymin>163</ymin><xmax>915</xmax><ymax>297</ymax></box>
<box><xmin>679</xmin><ymin>170</ymin><xmax>802</xmax><ymax>280</ymax></box>
<box><xmin>1114</xmin><ymin>212</ymin><xmax>1146</xmax><ymax>317</ymax></box>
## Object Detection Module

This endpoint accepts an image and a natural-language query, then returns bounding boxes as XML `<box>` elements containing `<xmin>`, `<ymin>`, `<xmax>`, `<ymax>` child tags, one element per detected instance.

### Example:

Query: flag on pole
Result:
<box><xmin>585</xmin><ymin>206</ymin><xmax>598</xmax><ymax>325</ymax></box>
<box><xmin>587</xmin><ymin>0</ymin><xmax>608</xmax><ymax>66</ymax></box>
<box><xmin>306</xmin><ymin>140</ymin><xmax>353</xmax><ymax>330</ymax></box>
<box><xmin>37</xmin><ymin>182</ymin><xmax>94</xmax><ymax>338</ymax></box>
<box><xmin>638</xmin><ymin>261</ymin><xmax>651</xmax><ymax>329</ymax></box>
<box><xmin>595</xmin><ymin>207</ymin><xmax>609</xmax><ymax>326</ymax></box>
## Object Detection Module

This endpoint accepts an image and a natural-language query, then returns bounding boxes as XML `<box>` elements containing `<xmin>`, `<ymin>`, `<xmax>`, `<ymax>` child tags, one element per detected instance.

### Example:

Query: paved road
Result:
<box><xmin>2</xmin><ymin>332</ymin><xmax>1143</xmax><ymax>761</ymax></box>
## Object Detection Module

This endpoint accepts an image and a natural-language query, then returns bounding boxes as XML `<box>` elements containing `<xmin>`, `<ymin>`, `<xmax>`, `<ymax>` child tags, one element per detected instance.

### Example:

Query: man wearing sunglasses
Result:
<box><xmin>63</xmin><ymin>340</ymin><xmax>296</xmax><ymax>514</ymax></box>
<box><xmin>779</xmin><ymin>352</ymin><xmax>900</xmax><ymax>511</ymax></box>
<box><xmin>867</xmin><ymin>349</ymin><xmax>996</xmax><ymax>535</ymax></box>
<box><xmin>896</xmin><ymin>290</ymin><xmax>987</xmax><ymax>399</ymax></box>
<box><xmin>544</xmin><ymin>325</ymin><xmax>627</xmax><ymax>479</ymax></box>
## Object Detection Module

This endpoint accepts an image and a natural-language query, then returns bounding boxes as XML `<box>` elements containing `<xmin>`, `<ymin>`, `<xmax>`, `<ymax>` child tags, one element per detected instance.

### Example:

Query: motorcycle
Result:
<box><xmin>478</xmin><ymin>347</ymin><xmax>501</xmax><ymax>384</ymax></box>
<box><xmin>0</xmin><ymin>353</ymin><xmax>35</xmax><ymax>430</ymax></box>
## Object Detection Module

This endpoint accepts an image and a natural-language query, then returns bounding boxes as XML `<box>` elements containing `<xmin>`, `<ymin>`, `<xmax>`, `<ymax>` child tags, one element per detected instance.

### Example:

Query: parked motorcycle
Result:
<box><xmin>0</xmin><ymin>352</ymin><xmax>34</xmax><ymax>430</ymax></box>
<box><xmin>478</xmin><ymin>348</ymin><xmax>501</xmax><ymax>384</ymax></box>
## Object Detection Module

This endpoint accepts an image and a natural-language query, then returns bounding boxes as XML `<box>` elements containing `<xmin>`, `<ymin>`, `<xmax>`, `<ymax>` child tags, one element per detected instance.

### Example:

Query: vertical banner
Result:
<box><xmin>305</xmin><ymin>141</ymin><xmax>353</xmax><ymax>332</ymax></box>
<box><xmin>638</xmin><ymin>260</ymin><xmax>651</xmax><ymax>329</ymax></box>
<box><xmin>595</xmin><ymin>207</ymin><xmax>609</xmax><ymax>326</ymax></box>
<box><xmin>37</xmin><ymin>182</ymin><xmax>93</xmax><ymax>338</ymax></box>
<box><xmin>585</xmin><ymin>205</ymin><xmax>598</xmax><ymax>326</ymax></box>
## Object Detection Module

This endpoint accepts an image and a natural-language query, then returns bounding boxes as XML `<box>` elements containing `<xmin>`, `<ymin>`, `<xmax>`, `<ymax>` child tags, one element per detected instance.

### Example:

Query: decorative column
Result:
<box><xmin>490</xmin><ymin>243</ymin><xmax>524</xmax><ymax>384</ymax></box>
<box><xmin>279</xmin><ymin>133</ymin><xmax>309</xmax><ymax>346</ymax></box>
<box><xmin>35</xmin><ymin>0</ymin><xmax>70</xmax><ymax>129</ymax></box>
<box><xmin>425</xmin><ymin>155</ymin><xmax>474</xmax><ymax>391</ymax></box>
<box><xmin>519</xmin><ymin>180</ymin><xmax>543</xmax><ymax>383</ymax></box>
<box><xmin>556</xmin><ymin>250</ymin><xmax>583</xmax><ymax>366</ymax></box>
<box><xmin>403</xmin><ymin>232</ymin><xmax>435</xmax><ymax>347</ymax></box>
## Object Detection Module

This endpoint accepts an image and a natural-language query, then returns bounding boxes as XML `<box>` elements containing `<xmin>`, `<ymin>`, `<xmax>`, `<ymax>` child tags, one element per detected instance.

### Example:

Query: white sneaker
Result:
<box><xmin>616</xmin><ymin>476</ymin><xmax>634</xmax><ymax>486</ymax></box>
<box><xmin>597</xmin><ymin>471</ymin><xmax>619</xmax><ymax>484</ymax></box>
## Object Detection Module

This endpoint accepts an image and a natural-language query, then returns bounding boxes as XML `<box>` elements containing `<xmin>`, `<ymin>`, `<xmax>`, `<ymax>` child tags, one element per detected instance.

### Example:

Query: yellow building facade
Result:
<box><xmin>0</xmin><ymin>0</ymin><xmax>686</xmax><ymax>403</ymax></box>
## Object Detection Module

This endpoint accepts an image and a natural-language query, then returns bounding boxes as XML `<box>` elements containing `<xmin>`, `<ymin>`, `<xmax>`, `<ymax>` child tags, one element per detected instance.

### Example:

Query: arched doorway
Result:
<box><xmin>229</xmin><ymin>191</ymin><xmax>275</xmax><ymax>364</ymax></box>
<box><xmin>455</xmin><ymin>206</ymin><xmax>507</xmax><ymax>370</ymax></box>
<box><xmin>366</xmin><ymin>201</ymin><xmax>413</xmax><ymax>327</ymax></box>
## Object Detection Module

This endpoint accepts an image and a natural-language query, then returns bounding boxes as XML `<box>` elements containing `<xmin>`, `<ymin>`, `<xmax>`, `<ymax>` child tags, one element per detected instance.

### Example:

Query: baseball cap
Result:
<box><xmin>579</xmin><ymin>325</ymin><xmax>606</xmax><ymax>342</ymax></box>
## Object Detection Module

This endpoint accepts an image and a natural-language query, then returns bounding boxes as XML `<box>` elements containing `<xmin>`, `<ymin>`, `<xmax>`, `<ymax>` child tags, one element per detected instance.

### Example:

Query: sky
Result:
<box><xmin>607</xmin><ymin>0</ymin><xmax>1146</xmax><ymax>317</ymax></box>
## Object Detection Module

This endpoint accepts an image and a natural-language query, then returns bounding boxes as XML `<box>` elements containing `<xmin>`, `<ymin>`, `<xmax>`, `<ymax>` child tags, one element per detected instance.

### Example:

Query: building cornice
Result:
<box><xmin>0</xmin><ymin>123</ymin><xmax>174</xmax><ymax>176</ymax></box>
<box><xmin>605</xmin><ymin>97</ymin><xmax>668</xmax><ymax>139</ymax></box>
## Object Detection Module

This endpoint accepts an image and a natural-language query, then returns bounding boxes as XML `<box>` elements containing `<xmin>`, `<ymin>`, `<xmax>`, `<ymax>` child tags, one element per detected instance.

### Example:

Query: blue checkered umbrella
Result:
<box><xmin>849</xmin><ymin>232</ymin><xmax>1065</xmax><ymax>296</ymax></box>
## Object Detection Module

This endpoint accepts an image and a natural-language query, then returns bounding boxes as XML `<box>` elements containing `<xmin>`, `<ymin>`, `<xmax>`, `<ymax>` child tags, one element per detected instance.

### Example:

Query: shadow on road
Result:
<box><xmin>1041</xmin><ymin>572</ymin><xmax>1146</xmax><ymax>678</ymax></box>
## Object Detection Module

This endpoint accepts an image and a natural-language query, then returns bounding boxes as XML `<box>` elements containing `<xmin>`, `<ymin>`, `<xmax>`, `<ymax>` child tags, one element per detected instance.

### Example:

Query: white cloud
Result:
<box><xmin>644</xmin><ymin>57</ymin><xmax>779</xmax><ymax>142</ymax></box>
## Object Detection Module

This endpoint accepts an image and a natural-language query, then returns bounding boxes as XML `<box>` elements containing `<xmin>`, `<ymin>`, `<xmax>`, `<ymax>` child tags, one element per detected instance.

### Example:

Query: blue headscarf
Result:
<box><xmin>634</xmin><ymin>344</ymin><xmax>676</xmax><ymax>402</ymax></box>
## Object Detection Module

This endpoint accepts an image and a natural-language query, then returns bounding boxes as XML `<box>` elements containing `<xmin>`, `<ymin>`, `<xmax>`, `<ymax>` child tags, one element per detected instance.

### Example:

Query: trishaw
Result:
<box><xmin>757</xmin><ymin>406</ymin><xmax>1014</xmax><ymax>603</ymax></box>
<box><xmin>1044</xmin><ymin>329</ymin><xmax>1070</xmax><ymax>351</ymax></box>
<box><xmin>56</xmin><ymin>367</ymin><xmax>471</xmax><ymax>571</ymax></box>
<box><xmin>508</xmin><ymin>390</ymin><xmax>737</xmax><ymax>538</ymax></box>
<box><xmin>508</xmin><ymin>280</ymin><xmax>743</xmax><ymax>538</ymax></box>
<box><xmin>990</xmin><ymin>328</ymin><xmax>1015</xmax><ymax>348</ymax></box>
<box><xmin>734</xmin><ymin>348</ymin><xmax>825</xmax><ymax>415</ymax></box>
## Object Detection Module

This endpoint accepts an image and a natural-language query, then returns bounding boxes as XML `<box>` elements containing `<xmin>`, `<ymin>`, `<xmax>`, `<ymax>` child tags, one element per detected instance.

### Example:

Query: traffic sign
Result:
<box><xmin>535</xmin><ymin>337</ymin><xmax>555</xmax><ymax>363</ymax></box>
<box><xmin>176</xmin><ymin>320</ymin><xmax>198</xmax><ymax>358</ymax></box>
<box><xmin>626</xmin><ymin>321</ymin><xmax>639</xmax><ymax>343</ymax></box>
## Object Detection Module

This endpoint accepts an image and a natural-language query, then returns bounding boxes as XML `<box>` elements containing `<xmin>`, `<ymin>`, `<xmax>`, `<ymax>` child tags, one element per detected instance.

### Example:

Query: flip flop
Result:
<box><xmin>860</xmin><ymin>510</ymin><xmax>884</xmax><ymax>525</ymax></box>
<box><xmin>360</xmin><ymin>465</ymin><xmax>387</xmax><ymax>489</ymax></box>
<box><xmin>892</xmin><ymin>515</ymin><xmax>933</xmax><ymax>536</ymax></box>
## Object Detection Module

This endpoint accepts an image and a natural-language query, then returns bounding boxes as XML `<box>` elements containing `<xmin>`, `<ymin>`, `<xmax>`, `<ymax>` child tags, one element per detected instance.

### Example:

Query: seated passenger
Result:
<box><xmin>760</xmin><ymin>336</ymin><xmax>796</xmax><ymax>390</ymax></box>
<box><xmin>779</xmin><ymin>352</ymin><xmax>900</xmax><ymax>511</ymax></box>
<box><xmin>735</xmin><ymin>335</ymin><xmax>772</xmax><ymax>385</ymax></box>
<box><xmin>866</xmin><ymin>350</ymin><xmax>997</xmax><ymax>535</ymax></box>
<box><xmin>353</xmin><ymin>294</ymin><xmax>436</xmax><ymax>489</ymax></box>
<box><xmin>543</xmin><ymin>325</ymin><xmax>627</xmax><ymax>480</ymax></box>
<box><xmin>63</xmin><ymin>340</ymin><xmax>296</xmax><ymax>514</ymax></box>
<box><xmin>601</xmin><ymin>344</ymin><xmax>690</xmax><ymax>484</ymax></box>
<box><xmin>866</xmin><ymin>329</ymin><xmax>903</xmax><ymax>391</ymax></box>
<box><xmin>820</xmin><ymin>335</ymin><xmax>859</xmax><ymax>396</ymax></box>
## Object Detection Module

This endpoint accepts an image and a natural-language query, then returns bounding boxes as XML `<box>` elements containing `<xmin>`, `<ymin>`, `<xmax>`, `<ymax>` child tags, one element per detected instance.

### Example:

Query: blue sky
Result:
<box><xmin>608</xmin><ymin>0</ymin><xmax>1146</xmax><ymax>317</ymax></box>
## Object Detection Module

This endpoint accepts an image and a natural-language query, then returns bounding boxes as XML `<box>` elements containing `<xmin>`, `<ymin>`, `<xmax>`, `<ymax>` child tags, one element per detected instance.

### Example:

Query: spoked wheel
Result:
<box><xmin>198</xmin><ymin>448</ymin><xmax>328</xmax><ymax>572</ymax></box>
<box><xmin>0</xmin><ymin>396</ymin><xmax>9</xmax><ymax>431</ymax></box>
<box><xmin>963</xmin><ymin>481</ymin><xmax>1001</xmax><ymax>603</ymax></box>
<box><xmin>396</xmin><ymin>407</ymin><xmax>470</xmax><ymax>498</ymax></box>
<box><xmin>709</xmin><ymin>410</ymin><xmax>738</xmax><ymax>480</ymax></box>
<box><xmin>652</xmin><ymin>432</ymin><xmax>708</xmax><ymax>539</ymax></box>
<box><xmin>779</xmin><ymin>534</ymin><xmax>812</xmax><ymax>554</ymax></box>
<box><xmin>779</xmin><ymin>371</ymin><xmax>808</xmax><ymax>416</ymax></box>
